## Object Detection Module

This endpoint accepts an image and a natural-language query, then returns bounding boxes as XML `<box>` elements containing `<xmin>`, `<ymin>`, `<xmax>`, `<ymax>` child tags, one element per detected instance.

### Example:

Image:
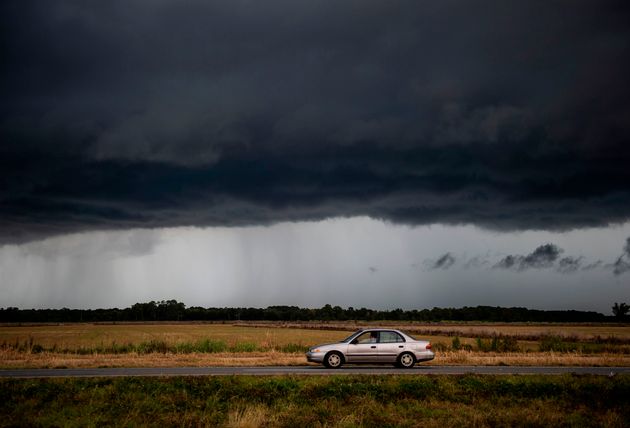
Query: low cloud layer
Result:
<box><xmin>2</xmin><ymin>1</ymin><xmax>630</xmax><ymax>242</ymax></box>
<box><xmin>495</xmin><ymin>244</ymin><xmax>562</xmax><ymax>271</ymax></box>
<box><xmin>582</xmin><ymin>261</ymin><xmax>603</xmax><ymax>271</ymax></box>
<box><xmin>557</xmin><ymin>256</ymin><xmax>583</xmax><ymax>274</ymax></box>
<box><xmin>425</xmin><ymin>237</ymin><xmax>630</xmax><ymax>275</ymax></box>
<box><xmin>428</xmin><ymin>253</ymin><xmax>456</xmax><ymax>270</ymax></box>
<box><xmin>613</xmin><ymin>238</ymin><xmax>630</xmax><ymax>276</ymax></box>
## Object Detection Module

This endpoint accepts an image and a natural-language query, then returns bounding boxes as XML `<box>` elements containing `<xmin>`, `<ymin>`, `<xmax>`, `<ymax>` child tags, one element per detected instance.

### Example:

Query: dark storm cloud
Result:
<box><xmin>2</xmin><ymin>1</ymin><xmax>630</xmax><ymax>242</ymax></box>
<box><xmin>495</xmin><ymin>244</ymin><xmax>562</xmax><ymax>271</ymax></box>
<box><xmin>427</xmin><ymin>253</ymin><xmax>456</xmax><ymax>270</ymax></box>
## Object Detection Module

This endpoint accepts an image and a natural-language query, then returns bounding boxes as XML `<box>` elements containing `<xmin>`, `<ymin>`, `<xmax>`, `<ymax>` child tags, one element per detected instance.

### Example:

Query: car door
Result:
<box><xmin>376</xmin><ymin>331</ymin><xmax>406</xmax><ymax>362</ymax></box>
<box><xmin>345</xmin><ymin>331</ymin><xmax>380</xmax><ymax>362</ymax></box>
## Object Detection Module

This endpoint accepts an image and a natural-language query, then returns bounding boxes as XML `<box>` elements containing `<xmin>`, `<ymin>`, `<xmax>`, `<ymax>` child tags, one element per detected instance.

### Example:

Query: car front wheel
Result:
<box><xmin>323</xmin><ymin>351</ymin><xmax>344</xmax><ymax>368</ymax></box>
<box><xmin>397</xmin><ymin>352</ymin><xmax>416</xmax><ymax>368</ymax></box>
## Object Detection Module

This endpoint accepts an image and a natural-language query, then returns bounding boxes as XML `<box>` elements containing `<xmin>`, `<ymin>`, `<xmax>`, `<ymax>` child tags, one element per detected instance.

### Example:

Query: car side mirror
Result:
<box><xmin>350</xmin><ymin>339</ymin><xmax>358</xmax><ymax>345</ymax></box>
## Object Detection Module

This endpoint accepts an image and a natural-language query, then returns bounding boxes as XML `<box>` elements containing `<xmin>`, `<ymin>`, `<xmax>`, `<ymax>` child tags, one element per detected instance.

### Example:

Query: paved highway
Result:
<box><xmin>1</xmin><ymin>366</ymin><xmax>629</xmax><ymax>378</ymax></box>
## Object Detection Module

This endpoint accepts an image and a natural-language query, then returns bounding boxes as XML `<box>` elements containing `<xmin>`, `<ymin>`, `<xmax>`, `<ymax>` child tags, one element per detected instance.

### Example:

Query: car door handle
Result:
<box><xmin>399</xmin><ymin>345</ymin><xmax>404</xmax><ymax>348</ymax></box>
<box><xmin>371</xmin><ymin>346</ymin><xmax>376</xmax><ymax>348</ymax></box>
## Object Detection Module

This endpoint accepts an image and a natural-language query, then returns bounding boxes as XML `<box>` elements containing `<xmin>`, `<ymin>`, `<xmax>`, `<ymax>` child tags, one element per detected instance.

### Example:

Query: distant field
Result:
<box><xmin>0</xmin><ymin>323</ymin><xmax>352</xmax><ymax>350</ymax></box>
<box><xmin>2</xmin><ymin>321</ymin><xmax>629</xmax><ymax>349</ymax></box>
<box><xmin>237</xmin><ymin>321</ymin><xmax>630</xmax><ymax>340</ymax></box>
<box><xmin>2</xmin><ymin>322</ymin><xmax>630</xmax><ymax>369</ymax></box>
<box><xmin>3</xmin><ymin>321</ymin><xmax>630</xmax><ymax>343</ymax></box>
<box><xmin>2</xmin><ymin>375</ymin><xmax>629</xmax><ymax>427</ymax></box>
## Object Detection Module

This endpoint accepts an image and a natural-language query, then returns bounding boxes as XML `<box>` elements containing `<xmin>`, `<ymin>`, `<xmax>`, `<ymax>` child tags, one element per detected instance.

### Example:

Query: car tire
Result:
<box><xmin>397</xmin><ymin>352</ymin><xmax>416</xmax><ymax>368</ymax></box>
<box><xmin>323</xmin><ymin>351</ymin><xmax>344</xmax><ymax>368</ymax></box>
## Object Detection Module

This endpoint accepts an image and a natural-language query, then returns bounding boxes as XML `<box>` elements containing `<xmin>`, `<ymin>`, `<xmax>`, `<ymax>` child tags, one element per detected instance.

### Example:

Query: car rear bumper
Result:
<box><xmin>414</xmin><ymin>350</ymin><xmax>435</xmax><ymax>362</ymax></box>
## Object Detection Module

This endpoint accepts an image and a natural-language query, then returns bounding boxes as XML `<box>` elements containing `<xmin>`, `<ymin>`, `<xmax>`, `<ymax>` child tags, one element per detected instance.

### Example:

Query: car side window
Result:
<box><xmin>379</xmin><ymin>331</ymin><xmax>404</xmax><ymax>343</ymax></box>
<box><xmin>355</xmin><ymin>331</ymin><xmax>379</xmax><ymax>343</ymax></box>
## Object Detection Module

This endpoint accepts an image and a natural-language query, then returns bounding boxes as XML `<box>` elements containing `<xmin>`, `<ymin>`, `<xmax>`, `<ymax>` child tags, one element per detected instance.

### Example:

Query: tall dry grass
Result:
<box><xmin>3</xmin><ymin>323</ymin><xmax>630</xmax><ymax>370</ymax></box>
<box><xmin>0</xmin><ymin>349</ymin><xmax>305</xmax><ymax>369</ymax></box>
<box><xmin>3</xmin><ymin>323</ymin><xmax>629</xmax><ymax>360</ymax></box>
<box><xmin>226</xmin><ymin>405</ymin><xmax>273</xmax><ymax>428</ymax></box>
<box><xmin>2</xmin><ymin>348</ymin><xmax>629</xmax><ymax>369</ymax></box>
<box><xmin>431</xmin><ymin>350</ymin><xmax>630</xmax><ymax>366</ymax></box>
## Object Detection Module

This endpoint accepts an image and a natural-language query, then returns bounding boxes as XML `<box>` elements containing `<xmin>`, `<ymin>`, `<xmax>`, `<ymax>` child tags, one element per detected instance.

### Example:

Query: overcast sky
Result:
<box><xmin>1</xmin><ymin>1</ymin><xmax>629</xmax><ymax>312</ymax></box>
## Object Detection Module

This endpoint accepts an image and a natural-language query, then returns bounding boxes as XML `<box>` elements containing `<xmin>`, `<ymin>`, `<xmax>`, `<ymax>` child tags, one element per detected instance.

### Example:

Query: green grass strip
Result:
<box><xmin>1</xmin><ymin>374</ymin><xmax>629</xmax><ymax>427</ymax></box>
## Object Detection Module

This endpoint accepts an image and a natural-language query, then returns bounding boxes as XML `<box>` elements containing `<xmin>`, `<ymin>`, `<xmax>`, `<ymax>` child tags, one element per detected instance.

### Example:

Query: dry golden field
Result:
<box><xmin>237</xmin><ymin>321</ymin><xmax>630</xmax><ymax>340</ymax></box>
<box><xmin>3</xmin><ymin>321</ymin><xmax>630</xmax><ymax>347</ymax></box>
<box><xmin>1</xmin><ymin>322</ymin><xmax>629</xmax><ymax>369</ymax></box>
<box><xmin>0</xmin><ymin>323</ymin><xmax>350</xmax><ymax>350</ymax></box>
<box><xmin>2</xmin><ymin>348</ymin><xmax>629</xmax><ymax>369</ymax></box>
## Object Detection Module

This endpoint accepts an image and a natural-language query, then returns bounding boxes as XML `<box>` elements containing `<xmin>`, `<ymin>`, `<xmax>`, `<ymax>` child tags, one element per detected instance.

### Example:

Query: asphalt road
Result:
<box><xmin>1</xmin><ymin>366</ymin><xmax>629</xmax><ymax>378</ymax></box>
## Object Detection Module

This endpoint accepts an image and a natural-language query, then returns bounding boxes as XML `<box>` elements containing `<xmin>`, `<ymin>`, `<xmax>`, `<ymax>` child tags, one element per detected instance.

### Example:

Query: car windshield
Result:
<box><xmin>340</xmin><ymin>330</ymin><xmax>363</xmax><ymax>343</ymax></box>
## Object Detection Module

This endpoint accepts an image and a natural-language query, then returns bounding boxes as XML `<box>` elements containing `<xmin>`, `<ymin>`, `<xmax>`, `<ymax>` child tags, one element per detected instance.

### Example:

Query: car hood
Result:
<box><xmin>309</xmin><ymin>343</ymin><xmax>341</xmax><ymax>351</ymax></box>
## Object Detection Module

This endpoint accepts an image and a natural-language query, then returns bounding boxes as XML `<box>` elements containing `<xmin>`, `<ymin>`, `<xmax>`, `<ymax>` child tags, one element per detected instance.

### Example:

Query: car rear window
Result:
<box><xmin>380</xmin><ymin>331</ymin><xmax>405</xmax><ymax>343</ymax></box>
<box><xmin>400</xmin><ymin>331</ymin><xmax>417</xmax><ymax>341</ymax></box>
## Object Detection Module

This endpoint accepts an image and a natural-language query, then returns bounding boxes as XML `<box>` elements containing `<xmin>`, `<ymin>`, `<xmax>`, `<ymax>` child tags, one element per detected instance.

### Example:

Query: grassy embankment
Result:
<box><xmin>1</xmin><ymin>374</ymin><xmax>629</xmax><ymax>427</ymax></box>
<box><xmin>2</xmin><ymin>323</ymin><xmax>630</xmax><ymax>368</ymax></box>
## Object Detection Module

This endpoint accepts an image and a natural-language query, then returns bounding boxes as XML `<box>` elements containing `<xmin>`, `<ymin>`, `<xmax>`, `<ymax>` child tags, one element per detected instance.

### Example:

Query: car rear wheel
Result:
<box><xmin>397</xmin><ymin>352</ymin><xmax>416</xmax><ymax>368</ymax></box>
<box><xmin>323</xmin><ymin>351</ymin><xmax>344</xmax><ymax>368</ymax></box>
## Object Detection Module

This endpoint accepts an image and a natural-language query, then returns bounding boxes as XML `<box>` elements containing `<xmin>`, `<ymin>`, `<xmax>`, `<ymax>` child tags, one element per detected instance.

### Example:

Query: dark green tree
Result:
<box><xmin>612</xmin><ymin>302</ymin><xmax>629</xmax><ymax>319</ymax></box>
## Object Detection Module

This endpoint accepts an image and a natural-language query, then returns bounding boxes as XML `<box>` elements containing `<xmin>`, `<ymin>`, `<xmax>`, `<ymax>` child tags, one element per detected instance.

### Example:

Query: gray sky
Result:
<box><xmin>1</xmin><ymin>218</ymin><xmax>628</xmax><ymax>313</ymax></box>
<box><xmin>1</xmin><ymin>1</ymin><xmax>629</xmax><ymax>312</ymax></box>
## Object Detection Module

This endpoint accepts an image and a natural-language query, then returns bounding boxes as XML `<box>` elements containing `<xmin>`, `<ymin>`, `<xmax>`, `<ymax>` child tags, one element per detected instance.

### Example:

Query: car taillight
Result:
<box><xmin>426</xmin><ymin>343</ymin><xmax>432</xmax><ymax>350</ymax></box>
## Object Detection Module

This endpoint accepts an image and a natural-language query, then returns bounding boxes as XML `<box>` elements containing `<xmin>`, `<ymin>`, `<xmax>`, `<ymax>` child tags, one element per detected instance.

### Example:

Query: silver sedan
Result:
<box><xmin>306</xmin><ymin>328</ymin><xmax>434</xmax><ymax>368</ymax></box>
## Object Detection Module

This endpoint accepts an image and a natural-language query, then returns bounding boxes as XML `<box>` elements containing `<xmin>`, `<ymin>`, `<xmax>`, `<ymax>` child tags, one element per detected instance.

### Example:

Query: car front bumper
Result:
<box><xmin>305</xmin><ymin>351</ymin><xmax>325</xmax><ymax>363</ymax></box>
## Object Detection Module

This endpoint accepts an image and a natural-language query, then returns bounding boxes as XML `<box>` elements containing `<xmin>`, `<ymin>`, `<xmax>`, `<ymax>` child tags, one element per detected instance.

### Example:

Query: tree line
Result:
<box><xmin>1</xmin><ymin>300</ymin><xmax>626</xmax><ymax>323</ymax></box>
